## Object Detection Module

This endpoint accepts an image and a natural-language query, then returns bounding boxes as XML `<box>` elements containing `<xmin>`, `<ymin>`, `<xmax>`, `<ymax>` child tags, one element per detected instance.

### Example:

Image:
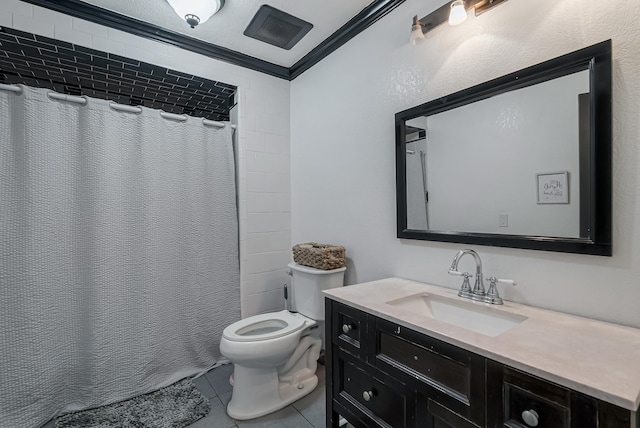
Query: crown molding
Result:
<box><xmin>19</xmin><ymin>0</ymin><xmax>406</xmax><ymax>81</ymax></box>
<box><xmin>290</xmin><ymin>0</ymin><xmax>405</xmax><ymax>79</ymax></box>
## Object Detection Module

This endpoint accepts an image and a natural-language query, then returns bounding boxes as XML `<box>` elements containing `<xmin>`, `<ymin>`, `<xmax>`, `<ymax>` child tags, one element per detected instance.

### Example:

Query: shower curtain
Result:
<box><xmin>0</xmin><ymin>85</ymin><xmax>240</xmax><ymax>428</ymax></box>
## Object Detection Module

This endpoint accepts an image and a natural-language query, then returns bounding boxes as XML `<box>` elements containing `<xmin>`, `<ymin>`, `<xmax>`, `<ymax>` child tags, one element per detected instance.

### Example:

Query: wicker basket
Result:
<box><xmin>292</xmin><ymin>242</ymin><xmax>346</xmax><ymax>270</ymax></box>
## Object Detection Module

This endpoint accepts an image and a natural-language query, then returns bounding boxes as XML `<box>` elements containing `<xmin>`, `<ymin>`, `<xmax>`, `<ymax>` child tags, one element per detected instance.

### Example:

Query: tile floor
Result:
<box><xmin>188</xmin><ymin>363</ymin><xmax>326</xmax><ymax>428</ymax></box>
<box><xmin>40</xmin><ymin>363</ymin><xmax>327</xmax><ymax>428</ymax></box>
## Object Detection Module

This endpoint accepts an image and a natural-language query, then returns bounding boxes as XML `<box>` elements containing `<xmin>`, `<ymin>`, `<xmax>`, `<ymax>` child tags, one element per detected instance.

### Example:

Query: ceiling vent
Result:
<box><xmin>244</xmin><ymin>5</ymin><xmax>313</xmax><ymax>50</ymax></box>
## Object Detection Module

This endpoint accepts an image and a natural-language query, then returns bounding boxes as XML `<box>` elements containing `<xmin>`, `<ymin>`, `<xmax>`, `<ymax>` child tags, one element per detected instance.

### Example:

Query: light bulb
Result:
<box><xmin>410</xmin><ymin>15</ymin><xmax>425</xmax><ymax>46</ymax></box>
<box><xmin>448</xmin><ymin>0</ymin><xmax>468</xmax><ymax>26</ymax></box>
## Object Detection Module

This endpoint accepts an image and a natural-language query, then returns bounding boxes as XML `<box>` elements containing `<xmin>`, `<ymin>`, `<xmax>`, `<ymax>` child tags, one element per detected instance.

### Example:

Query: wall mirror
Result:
<box><xmin>395</xmin><ymin>40</ymin><xmax>612</xmax><ymax>255</ymax></box>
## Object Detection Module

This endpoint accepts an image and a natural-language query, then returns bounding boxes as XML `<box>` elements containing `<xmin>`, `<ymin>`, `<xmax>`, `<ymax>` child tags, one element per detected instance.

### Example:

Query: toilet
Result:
<box><xmin>219</xmin><ymin>262</ymin><xmax>346</xmax><ymax>420</ymax></box>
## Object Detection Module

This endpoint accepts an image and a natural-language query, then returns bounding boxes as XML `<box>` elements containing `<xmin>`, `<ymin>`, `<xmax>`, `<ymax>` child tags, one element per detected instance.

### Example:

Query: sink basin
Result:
<box><xmin>386</xmin><ymin>293</ymin><xmax>527</xmax><ymax>337</ymax></box>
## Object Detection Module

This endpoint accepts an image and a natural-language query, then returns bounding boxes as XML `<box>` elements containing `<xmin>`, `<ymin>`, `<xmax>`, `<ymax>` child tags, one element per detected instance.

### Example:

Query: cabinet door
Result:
<box><xmin>371</xmin><ymin>317</ymin><xmax>486</xmax><ymax>426</ymax></box>
<box><xmin>334</xmin><ymin>349</ymin><xmax>416</xmax><ymax>428</ymax></box>
<box><xmin>419</xmin><ymin>398</ymin><xmax>481</xmax><ymax>428</ymax></box>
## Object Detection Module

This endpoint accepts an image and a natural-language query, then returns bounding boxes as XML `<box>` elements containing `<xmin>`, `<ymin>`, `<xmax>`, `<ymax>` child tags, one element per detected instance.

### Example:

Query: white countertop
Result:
<box><xmin>323</xmin><ymin>277</ymin><xmax>640</xmax><ymax>411</ymax></box>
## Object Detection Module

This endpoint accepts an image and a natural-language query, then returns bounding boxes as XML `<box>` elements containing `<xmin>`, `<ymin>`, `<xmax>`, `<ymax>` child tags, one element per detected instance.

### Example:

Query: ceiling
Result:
<box><xmin>22</xmin><ymin>0</ymin><xmax>405</xmax><ymax>79</ymax></box>
<box><xmin>78</xmin><ymin>0</ymin><xmax>375</xmax><ymax>68</ymax></box>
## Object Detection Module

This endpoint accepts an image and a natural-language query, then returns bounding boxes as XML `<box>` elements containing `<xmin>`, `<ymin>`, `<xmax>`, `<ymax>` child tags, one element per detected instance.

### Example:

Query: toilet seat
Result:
<box><xmin>222</xmin><ymin>310</ymin><xmax>310</xmax><ymax>342</ymax></box>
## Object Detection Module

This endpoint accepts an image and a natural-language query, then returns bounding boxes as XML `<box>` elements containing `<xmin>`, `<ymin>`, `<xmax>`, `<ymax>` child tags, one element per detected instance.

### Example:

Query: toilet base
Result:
<box><xmin>226</xmin><ymin>364</ymin><xmax>318</xmax><ymax>420</ymax></box>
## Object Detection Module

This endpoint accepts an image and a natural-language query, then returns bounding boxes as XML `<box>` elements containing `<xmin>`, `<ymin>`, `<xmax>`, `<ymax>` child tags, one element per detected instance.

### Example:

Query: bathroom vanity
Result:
<box><xmin>324</xmin><ymin>279</ymin><xmax>640</xmax><ymax>428</ymax></box>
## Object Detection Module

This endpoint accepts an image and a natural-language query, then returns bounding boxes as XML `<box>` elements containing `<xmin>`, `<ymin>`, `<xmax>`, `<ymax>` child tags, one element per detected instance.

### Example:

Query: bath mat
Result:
<box><xmin>55</xmin><ymin>378</ymin><xmax>210</xmax><ymax>428</ymax></box>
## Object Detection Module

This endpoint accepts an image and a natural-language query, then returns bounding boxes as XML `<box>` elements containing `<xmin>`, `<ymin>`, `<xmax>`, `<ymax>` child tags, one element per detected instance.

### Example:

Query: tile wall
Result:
<box><xmin>0</xmin><ymin>27</ymin><xmax>235</xmax><ymax>121</ymax></box>
<box><xmin>2</xmin><ymin>0</ymin><xmax>293</xmax><ymax>317</ymax></box>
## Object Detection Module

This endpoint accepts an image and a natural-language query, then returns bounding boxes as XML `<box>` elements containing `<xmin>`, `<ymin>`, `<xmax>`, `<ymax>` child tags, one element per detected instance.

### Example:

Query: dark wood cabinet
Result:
<box><xmin>326</xmin><ymin>299</ymin><xmax>639</xmax><ymax>428</ymax></box>
<box><xmin>334</xmin><ymin>349</ymin><xmax>415</xmax><ymax>428</ymax></box>
<box><xmin>371</xmin><ymin>317</ymin><xmax>485</xmax><ymax>426</ymax></box>
<box><xmin>331</xmin><ymin>301</ymin><xmax>365</xmax><ymax>359</ymax></box>
<box><xmin>421</xmin><ymin>399</ymin><xmax>481</xmax><ymax>428</ymax></box>
<box><xmin>487</xmin><ymin>360</ymin><xmax>572</xmax><ymax>428</ymax></box>
<box><xmin>486</xmin><ymin>360</ymin><xmax>637</xmax><ymax>428</ymax></box>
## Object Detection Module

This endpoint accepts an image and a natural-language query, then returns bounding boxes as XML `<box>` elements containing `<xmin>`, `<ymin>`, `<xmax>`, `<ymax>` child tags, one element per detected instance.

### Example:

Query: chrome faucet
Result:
<box><xmin>448</xmin><ymin>249</ymin><xmax>516</xmax><ymax>305</ymax></box>
<box><xmin>449</xmin><ymin>249</ymin><xmax>485</xmax><ymax>298</ymax></box>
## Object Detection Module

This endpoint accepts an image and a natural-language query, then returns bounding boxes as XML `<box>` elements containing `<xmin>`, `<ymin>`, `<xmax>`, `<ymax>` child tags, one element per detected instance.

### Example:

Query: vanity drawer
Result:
<box><xmin>334</xmin><ymin>349</ymin><xmax>415</xmax><ymax>428</ymax></box>
<box><xmin>504</xmin><ymin>383</ymin><xmax>569</xmax><ymax>428</ymax></box>
<box><xmin>419</xmin><ymin>398</ymin><xmax>482</xmax><ymax>428</ymax></box>
<box><xmin>487</xmin><ymin>362</ymin><xmax>575</xmax><ymax>428</ymax></box>
<box><xmin>371</xmin><ymin>317</ymin><xmax>485</xmax><ymax>425</ymax></box>
<box><xmin>331</xmin><ymin>301</ymin><xmax>366</xmax><ymax>357</ymax></box>
<box><xmin>486</xmin><ymin>361</ymin><xmax>640</xmax><ymax>428</ymax></box>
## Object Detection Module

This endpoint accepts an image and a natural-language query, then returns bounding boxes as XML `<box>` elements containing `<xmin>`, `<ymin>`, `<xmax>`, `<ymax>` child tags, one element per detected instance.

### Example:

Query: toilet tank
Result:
<box><xmin>288</xmin><ymin>262</ymin><xmax>345</xmax><ymax>320</ymax></box>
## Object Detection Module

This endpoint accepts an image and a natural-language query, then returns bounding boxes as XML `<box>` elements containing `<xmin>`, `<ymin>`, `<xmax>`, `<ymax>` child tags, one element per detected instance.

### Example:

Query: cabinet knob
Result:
<box><xmin>342</xmin><ymin>323</ymin><xmax>353</xmax><ymax>333</ymax></box>
<box><xmin>521</xmin><ymin>409</ymin><xmax>539</xmax><ymax>427</ymax></box>
<box><xmin>362</xmin><ymin>390</ymin><xmax>374</xmax><ymax>401</ymax></box>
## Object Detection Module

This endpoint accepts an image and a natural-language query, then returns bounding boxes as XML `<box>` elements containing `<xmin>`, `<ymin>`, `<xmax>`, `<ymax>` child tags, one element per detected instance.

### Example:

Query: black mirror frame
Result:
<box><xmin>395</xmin><ymin>40</ymin><xmax>612</xmax><ymax>256</ymax></box>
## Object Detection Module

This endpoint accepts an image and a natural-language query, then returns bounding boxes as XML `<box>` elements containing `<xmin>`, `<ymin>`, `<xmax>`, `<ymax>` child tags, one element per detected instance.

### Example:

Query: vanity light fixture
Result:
<box><xmin>448</xmin><ymin>0</ymin><xmax>468</xmax><ymax>26</ymax></box>
<box><xmin>167</xmin><ymin>0</ymin><xmax>225</xmax><ymax>28</ymax></box>
<box><xmin>410</xmin><ymin>15</ymin><xmax>426</xmax><ymax>45</ymax></box>
<box><xmin>410</xmin><ymin>0</ymin><xmax>508</xmax><ymax>43</ymax></box>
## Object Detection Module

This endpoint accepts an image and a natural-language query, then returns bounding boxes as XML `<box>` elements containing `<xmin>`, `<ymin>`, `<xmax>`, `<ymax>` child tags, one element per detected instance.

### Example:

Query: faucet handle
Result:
<box><xmin>450</xmin><ymin>271</ymin><xmax>473</xmax><ymax>296</ymax></box>
<box><xmin>496</xmin><ymin>278</ymin><xmax>517</xmax><ymax>286</ymax></box>
<box><xmin>484</xmin><ymin>276</ymin><xmax>517</xmax><ymax>304</ymax></box>
<box><xmin>461</xmin><ymin>272</ymin><xmax>473</xmax><ymax>293</ymax></box>
<box><xmin>449</xmin><ymin>270</ymin><xmax>474</xmax><ymax>279</ymax></box>
<box><xmin>486</xmin><ymin>276</ymin><xmax>517</xmax><ymax>287</ymax></box>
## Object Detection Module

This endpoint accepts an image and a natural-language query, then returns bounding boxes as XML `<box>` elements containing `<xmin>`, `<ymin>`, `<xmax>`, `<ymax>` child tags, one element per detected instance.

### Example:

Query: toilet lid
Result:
<box><xmin>222</xmin><ymin>310</ymin><xmax>310</xmax><ymax>342</ymax></box>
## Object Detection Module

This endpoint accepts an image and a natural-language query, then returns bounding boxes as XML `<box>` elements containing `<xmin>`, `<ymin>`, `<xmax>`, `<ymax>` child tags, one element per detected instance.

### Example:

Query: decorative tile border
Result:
<box><xmin>0</xmin><ymin>27</ymin><xmax>235</xmax><ymax>121</ymax></box>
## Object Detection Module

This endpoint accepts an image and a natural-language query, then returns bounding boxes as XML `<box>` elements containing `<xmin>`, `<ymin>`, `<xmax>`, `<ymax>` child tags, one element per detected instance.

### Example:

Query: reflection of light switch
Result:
<box><xmin>499</xmin><ymin>213</ymin><xmax>509</xmax><ymax>227</ymax></box>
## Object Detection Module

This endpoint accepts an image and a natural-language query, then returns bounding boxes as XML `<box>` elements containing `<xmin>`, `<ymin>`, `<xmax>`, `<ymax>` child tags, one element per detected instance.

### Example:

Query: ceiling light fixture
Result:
<box><xmin>410</xmin><ymin>0</ymin><xmax>508</xmax><ymax>44</ymax></box>
<box><xmin>167</xmin><ymin>0</ymin><xmax>225</xmax><ymax>28</ymax></box>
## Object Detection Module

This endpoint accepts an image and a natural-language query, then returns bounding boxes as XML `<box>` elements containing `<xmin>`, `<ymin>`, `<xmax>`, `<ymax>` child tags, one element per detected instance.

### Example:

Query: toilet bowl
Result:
<box><xmin>220</xmin><ymin>310</ymin><xmax>321</xmax><ymax>420</ymax></box>
<box><xmin>220</xmin><ymin>262</ymin><xmax>346</xmax><ymax>420</ymax></box>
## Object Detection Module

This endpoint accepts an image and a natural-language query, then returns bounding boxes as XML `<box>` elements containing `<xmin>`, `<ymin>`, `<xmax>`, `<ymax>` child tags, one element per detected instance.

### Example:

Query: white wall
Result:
<box><xmin>3</xmin><ymin>0</ymin><xmax>292</xmax><ymax>317</ymax></box>
<box><xmin>291</xmin><ymin>0</ymin><xmax>640</xmax><ymax>328</ymax></box>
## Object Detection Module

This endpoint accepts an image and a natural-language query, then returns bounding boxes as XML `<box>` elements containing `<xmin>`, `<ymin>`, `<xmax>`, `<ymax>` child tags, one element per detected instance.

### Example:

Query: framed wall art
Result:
<box><xmin>537</xmin><ymin>171</ymin><xmax>569</xmax><ymax>204</ymax></box>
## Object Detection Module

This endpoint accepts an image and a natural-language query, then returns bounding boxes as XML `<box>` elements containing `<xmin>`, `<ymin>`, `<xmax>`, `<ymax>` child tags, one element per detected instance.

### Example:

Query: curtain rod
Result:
<box><xmin>110</xmin><ymin>103</ymin><xmax>142</xmax><ymax>114</ymax></box>
<box><xmin>0</xmin><ymin>83</ymin><xmax>22</xmax><ymax>93</ymax></box>
<box><xmin>47</xmin><ymin>92</ymin><xmax>88</xmax><ymax>105</ymax></box>
<box><xmin>159</xmin><ymin>111</ymin><xmax>188</xmax><ymax>122</ymax></box>
<box><xmin>203</xmin><ymin>119</ymin><xmax>237</xmax><ymax>130</ymax></box>
<box><xmin>1</xmin><ymin>85</ymin><xmax>237</xmax><ymax>129</ymax></box>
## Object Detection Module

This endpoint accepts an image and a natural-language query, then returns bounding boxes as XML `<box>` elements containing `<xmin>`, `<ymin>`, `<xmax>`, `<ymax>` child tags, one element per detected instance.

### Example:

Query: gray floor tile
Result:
<box><xmin>235</xmin><ymin>405</ymin><xmax>314</xmax><ymax>428</ymax></box>
<box><xmin>293</xmin><ymin>383</ymin><xmax>326</xmax><ymax>428</ymax></box>
<box><xmin>187</xmin><ymin>397</ymin><xmax>237</xmax><ymax>428</ymax></box>
<box><xmin>193</xmin><ymin>374</ymin><xmax>217</xmax><ymax>399</ymax></box>
<box><xmin>206</xmin><ymin>363</ymin><xmax>234</xmax><ymax>396</ymax></box>
<box><xmin>219</xmin><ymin>391</ymin><xmax>232</xmax><ymax>407</ymax></box>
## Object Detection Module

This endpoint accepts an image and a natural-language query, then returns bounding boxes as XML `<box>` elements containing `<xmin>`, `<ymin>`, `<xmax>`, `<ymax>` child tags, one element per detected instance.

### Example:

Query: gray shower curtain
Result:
<box><xmin>0</xmin><ymin>85</ymin><xmax>240</xmax><ymax>428</ymax></box>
